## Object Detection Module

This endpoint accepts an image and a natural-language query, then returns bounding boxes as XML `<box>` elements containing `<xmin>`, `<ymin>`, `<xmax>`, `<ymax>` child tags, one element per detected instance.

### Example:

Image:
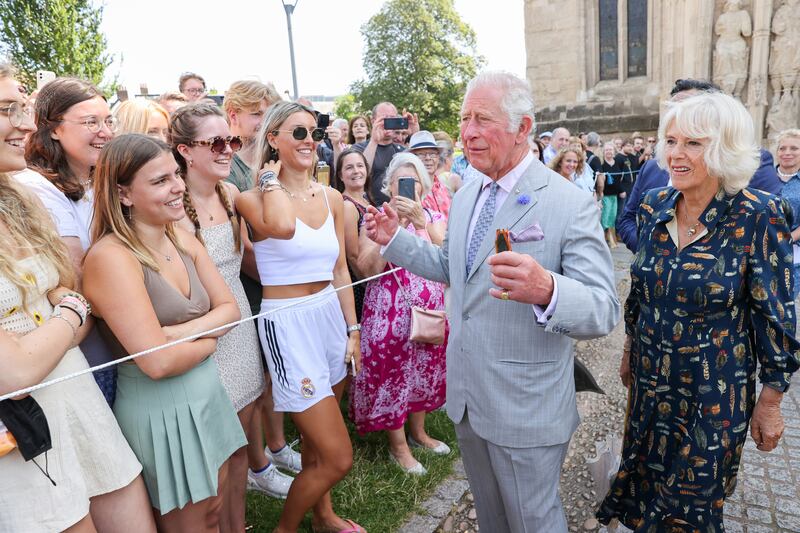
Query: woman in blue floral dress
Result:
<box><xmin>597</xmin><ymin>92</ymin><xmax>800</xmax><ymax>532</ymax></box>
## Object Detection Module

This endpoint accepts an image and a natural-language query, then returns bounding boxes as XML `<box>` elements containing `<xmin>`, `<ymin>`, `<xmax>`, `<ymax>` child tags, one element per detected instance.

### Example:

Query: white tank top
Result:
<box><xmin>254</xmin><ymin>188</ymin><xmax>340</xmax><ymax>286</ymax></box>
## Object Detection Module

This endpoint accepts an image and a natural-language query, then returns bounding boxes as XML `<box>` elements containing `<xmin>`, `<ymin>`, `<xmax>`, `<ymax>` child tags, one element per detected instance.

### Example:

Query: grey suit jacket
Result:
<box><xmin>383</xmin><ymin>158</ymin><xmax>620</xmax><ymax>448</ymax></box>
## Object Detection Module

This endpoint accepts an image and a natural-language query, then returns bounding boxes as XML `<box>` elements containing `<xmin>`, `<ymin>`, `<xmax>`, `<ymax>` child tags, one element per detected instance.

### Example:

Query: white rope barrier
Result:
<box><xmin>0</xmin><ymin>267</ymin><xmax>402</xmax><ymax>402</ymax></box>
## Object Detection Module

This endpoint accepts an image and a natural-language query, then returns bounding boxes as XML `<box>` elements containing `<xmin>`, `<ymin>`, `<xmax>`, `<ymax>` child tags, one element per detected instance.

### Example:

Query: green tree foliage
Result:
<box><xmin>333</xmin><ymin>93</ymin><xmax>363</xmax><ymax>120</ymax></box>
<box><xmin>0</xmin><ymin>0</ymin><xmax>115</xmax><ymax>92</ymax></box>
<box><xmin>352</xmin><ymin>0</ymin><xmax>484</xmax><ymax>137</ymax></box>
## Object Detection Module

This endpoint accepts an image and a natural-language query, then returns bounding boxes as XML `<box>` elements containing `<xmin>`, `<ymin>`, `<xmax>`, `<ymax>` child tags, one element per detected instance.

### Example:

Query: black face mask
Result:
<box><xmin>0</xmin><ymin>397</ymin><xmax>54</xmax><ymax>484</ymax></box>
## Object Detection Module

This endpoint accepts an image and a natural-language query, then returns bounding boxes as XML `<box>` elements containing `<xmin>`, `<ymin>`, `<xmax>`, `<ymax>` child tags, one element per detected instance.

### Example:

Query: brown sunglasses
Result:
<box><xmin>188</xmin><ymin>136</ymin><xmax>243</xmax><ymax>154</ymax></box>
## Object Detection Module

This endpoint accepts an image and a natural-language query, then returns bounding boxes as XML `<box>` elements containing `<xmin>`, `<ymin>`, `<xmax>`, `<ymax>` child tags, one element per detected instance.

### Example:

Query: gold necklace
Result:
<box><xmin>679</xmin><ymin>199</ymin><xmax>702</xmax><ymax>238</ymax></box>
<box><xmin>190</xmin><ymin>193</ymin><xmax>215</xmax><ymax>221</ymax></box>
<box><xmin>284</xmin><ymin>181</ymin><xmax>317</xmax><ymax>202</ymax></box>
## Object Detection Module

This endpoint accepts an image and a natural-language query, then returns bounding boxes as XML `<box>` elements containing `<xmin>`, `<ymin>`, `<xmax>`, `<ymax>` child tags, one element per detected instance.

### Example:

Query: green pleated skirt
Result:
<box><xmin>114</xmin><ymin>357</ymin><xmax>246</xmax><ymax>513</ymax></box>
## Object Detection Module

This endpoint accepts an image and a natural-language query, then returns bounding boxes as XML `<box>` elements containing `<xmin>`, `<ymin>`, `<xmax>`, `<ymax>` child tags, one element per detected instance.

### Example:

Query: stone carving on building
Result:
<box><xmin>766</xmin><ymin>0</ymin><xmax>800</xmax><ymax>140</ymax></box>
<box><xmin>766</xmin><ymin>93</ymin><xmax>800</xmax><ymax>142</ymax></box>
<box><xmin>769</xmin><ymin>0</ymin><xmax>800</xmax><ymax>104</ymax></box>
<box><xmin>713</xmin><ymin>0</ymin><xmax>752</xmax><ymax>98</ymax></box>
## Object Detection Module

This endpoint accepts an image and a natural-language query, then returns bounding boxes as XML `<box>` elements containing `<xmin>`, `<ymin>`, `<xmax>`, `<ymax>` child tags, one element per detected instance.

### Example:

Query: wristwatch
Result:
<box><xmin>258</xmin><ymin>171</ymin><xmax>280</xmax><ymax>192</ymax></box>
<box><xmin>347</xmin><ymin>324</ymin><xmax>361</xmax><ymax>334</ymax></box>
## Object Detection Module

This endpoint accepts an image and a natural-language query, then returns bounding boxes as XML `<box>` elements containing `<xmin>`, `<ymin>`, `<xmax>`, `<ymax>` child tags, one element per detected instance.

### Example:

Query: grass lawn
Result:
<box><xmin>245</xmin><ymin>403</ymin><xmax>459</xmax><ymax>533</ymax></box>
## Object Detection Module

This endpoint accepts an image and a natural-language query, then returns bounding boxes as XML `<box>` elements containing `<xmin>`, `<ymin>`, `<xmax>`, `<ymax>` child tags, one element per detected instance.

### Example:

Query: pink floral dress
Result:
<box><xmin>349</xmin><ymin>211</ymin><xmax>448</xmax><ymax>434</ymax></box>
<box><xmin>422</xmin><ymin>175</ymin><xmax>451</xmax><ymax>221</ymax></box>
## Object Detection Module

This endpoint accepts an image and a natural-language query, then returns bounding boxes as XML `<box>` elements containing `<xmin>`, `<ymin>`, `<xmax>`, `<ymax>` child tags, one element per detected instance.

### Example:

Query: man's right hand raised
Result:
<box><xmin>364</xmin><ymin>203</ymin><xmax>400</xmax><ymax>246</ymax></box>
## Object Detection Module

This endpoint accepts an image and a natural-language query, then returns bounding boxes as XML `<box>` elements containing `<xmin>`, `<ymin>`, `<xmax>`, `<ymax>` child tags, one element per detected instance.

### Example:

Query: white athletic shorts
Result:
<box><xmin>257</xmin><ymin>284</ymin><xmax>349</xmax><ymax>412</ymax></box>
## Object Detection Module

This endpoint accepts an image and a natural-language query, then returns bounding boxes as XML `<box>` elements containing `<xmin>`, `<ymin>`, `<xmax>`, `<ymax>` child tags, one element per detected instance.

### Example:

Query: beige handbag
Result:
<box><xmin>390</xmin><ymin>267</ymin><xmax>447</xmax><ymax>345</ymax></box>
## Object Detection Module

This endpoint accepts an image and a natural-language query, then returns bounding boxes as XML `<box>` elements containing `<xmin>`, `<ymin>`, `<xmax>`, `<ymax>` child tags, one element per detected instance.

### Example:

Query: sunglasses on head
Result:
<box><xmin>273</xmin><ymin>126</ymin><xmax>326</xmax><ymax>142</ymax></box>
<box><xmin>188</xmin><ymin>136</ymin><xmax>243</xmax><ymax>153</ymax></box>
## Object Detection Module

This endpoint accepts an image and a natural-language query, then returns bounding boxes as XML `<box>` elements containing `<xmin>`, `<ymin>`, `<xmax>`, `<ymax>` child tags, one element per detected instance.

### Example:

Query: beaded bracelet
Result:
<box><xmin>59</xmin><ymin>291</ymin><xmax>92</xmax><ymax>315</ymax></box>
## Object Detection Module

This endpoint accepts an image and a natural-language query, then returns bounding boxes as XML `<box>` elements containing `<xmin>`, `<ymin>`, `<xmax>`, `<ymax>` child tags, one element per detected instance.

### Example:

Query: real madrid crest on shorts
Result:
<box><xmin>300</xmin><ymin>377</ymin><xmax>316</xmax><ymax>398</ymax></box>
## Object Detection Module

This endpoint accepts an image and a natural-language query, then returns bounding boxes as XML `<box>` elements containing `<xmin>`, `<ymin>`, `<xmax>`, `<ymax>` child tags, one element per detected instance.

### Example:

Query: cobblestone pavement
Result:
<box><xmin>402</xmin><ymin>245</ymin><xmax>800</xmax><ymax>533</ymax></box>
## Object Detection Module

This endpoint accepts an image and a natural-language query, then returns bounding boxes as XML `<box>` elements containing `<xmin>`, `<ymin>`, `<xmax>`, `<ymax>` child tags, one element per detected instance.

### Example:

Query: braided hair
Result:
<box><xmin>171</xmin><ymin>103</ymin><xmax>241</xmax><ymax>252</ymax></box>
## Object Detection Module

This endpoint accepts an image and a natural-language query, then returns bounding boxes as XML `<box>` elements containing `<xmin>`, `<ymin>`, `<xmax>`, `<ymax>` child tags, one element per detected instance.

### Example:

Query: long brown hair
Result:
<box><xmin>335</xmin><ymin>148</ymin><xmax>373</xmax><ymax>205</ymax></box>
<box><xmin>0</xmin><ymin>64</ymin><xmax>75</xmax><ymax>312</ymax></box>
<box><xmin>91</xmin><ymin>134</ymin><xmax>184</xmax><ymax>271</ymax></box>
<box><xmin>169</xmin><ymin>103</ymin><xmax>241</xmax><ymax>251</ymax></box>
<box><xmin>25</xmin><ymin>77</ymin><xmax>105</xmax><ymax>201</ymax></box>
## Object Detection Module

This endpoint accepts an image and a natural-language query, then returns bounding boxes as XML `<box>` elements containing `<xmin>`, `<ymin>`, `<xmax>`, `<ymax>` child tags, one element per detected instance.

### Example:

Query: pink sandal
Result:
<box><xmin>312</xmin><ymin>519</ymin><xmax>366</xmax><ymax>533</ymax></box>
<box><xmin>335</xmin><ymin>519</ymin><xmax>366</xmax><ymax>533</ymax></box>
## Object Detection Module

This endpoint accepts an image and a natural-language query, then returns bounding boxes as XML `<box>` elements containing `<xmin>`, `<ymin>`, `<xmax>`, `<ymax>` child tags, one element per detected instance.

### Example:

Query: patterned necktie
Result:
<box><xmin>466</xmin><ymin>182</ymin><xmax>499</xmax><ymax>275</ymax></box>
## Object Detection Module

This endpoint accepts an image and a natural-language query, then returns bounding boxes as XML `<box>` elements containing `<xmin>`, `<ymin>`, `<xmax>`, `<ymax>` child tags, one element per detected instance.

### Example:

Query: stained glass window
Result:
<box><xmin>599</xmin><ymin>0</ymin><xmax>619</xmax><ymax>80</ymax></box>
<box><xmin>627</xmin><ymin>0</ymin><xmax>648</xmax><ymax>77</ymax></box>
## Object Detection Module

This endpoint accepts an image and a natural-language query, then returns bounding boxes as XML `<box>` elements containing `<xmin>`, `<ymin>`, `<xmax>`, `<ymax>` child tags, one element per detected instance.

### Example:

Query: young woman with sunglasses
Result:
<box><xmin>18</xmin><ymin>78</ymin><xmax>119</xmax><ymax>404</ymax></box>
<box><xmin>237</xmin><ymin>101</ymin><xmax>365</xmax><ymax>533</ymax></box>
<box><xmin>171</xmin><ymin>103</ymin><xmax>292</xmax><ymax>531</ymax></box>
<box><xmin>0</xmin><ymin>64</ymin><xmax>154</xmax><ymax>533</ymax></box>
<box><xmin>223</xmin><ymin>81</ymin><xmax>304</xmax><ymax>501</ymax></box>
<box><xmin>83</xmin><ymin>134</ymin><xmax>246</xmax><ymax>532</ymax></box>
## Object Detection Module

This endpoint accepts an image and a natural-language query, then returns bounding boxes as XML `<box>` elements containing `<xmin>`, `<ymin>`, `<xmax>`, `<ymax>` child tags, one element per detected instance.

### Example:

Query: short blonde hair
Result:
<box><xmin>158</xmin><ymin>91</ymin><xmax>187</xmax><ymax>104</ymax></box>
<box><xmin>114</xmin><ymin>99</ymin><xmax>169</xmax><ymax>136</ymax></box>
<box><xmin>382</xmin><ymin>152</ymin><xmax>432</xmax><ymax>199</ymax></box>
<box><xmin>223</xmin><ymin>80</ymin><xmax>282</xmax><ymax>115</ymax></box>
<box><xmin>777</xmin><ymin>128</ymin><xmax>800</xmax><ymax>147</ymax></box>
<box><xmin>657</xmin><ymin>92</ymin><xmax>759</xmax><ymax>195</ymax></box>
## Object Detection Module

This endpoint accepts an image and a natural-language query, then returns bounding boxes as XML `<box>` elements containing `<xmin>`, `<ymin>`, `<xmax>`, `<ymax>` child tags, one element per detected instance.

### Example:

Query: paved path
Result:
<box><xmin>400</xmin><ymin>244</ymin><xmax>800</xmax><ymax>532</ymax></box>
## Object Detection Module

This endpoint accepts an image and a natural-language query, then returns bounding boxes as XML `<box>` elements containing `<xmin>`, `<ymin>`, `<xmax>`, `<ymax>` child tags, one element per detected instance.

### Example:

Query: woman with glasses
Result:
<box><xmin>237</xmin><ymin>101</ymin><xmax>365</xmax><ymax>533</ymax></box>
<box><xmin>350</xmin><ymin>152</ymin><xmax>449</xmax><ymax>476</ymax></box>
<box><xmin>409</xmin><ymin>130</ymin><xmax>452</xmax><ymax>220</ymax></box>
<box><xmin>114</xmin><ymin>99</ymin><xmax>170</xmax><ymax>143</ymax></box>
<box><xmin>0</xmin><ymin>63</ymin><xmax>154</xmax><ymax>533</ymax></box>
<box><xmin>171</xmin><ymin>103</ymin><xmax>290</xmax><ymax>530</ymax></box>
<box><xmin>18</xmin><ymin>77</ymin><xmax>119</xmax><ymax>405</ymax></box>
<box><xmin>83</xmin><ymin>133</ymin><xmax>246</xmax><ymax>531</ymax></box>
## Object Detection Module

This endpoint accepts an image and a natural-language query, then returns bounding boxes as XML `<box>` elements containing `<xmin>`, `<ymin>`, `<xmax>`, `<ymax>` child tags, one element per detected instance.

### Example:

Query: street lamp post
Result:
<box><xmin>282</xmin><ymin>0</ymin><xmax>299</xmax><ymax>100</ymax></box>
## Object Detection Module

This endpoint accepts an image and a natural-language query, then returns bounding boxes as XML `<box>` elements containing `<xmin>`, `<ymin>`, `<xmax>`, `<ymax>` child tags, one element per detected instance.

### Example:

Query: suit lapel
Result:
<box><xmin>449</xmin><ymin>177</ymin><xmax>484</xmax><ymax>285</ymax></box>
<box><xmin>466</xmin><ymin>161</ymin><xmax>549</xmax><ymax>281</ymax></box>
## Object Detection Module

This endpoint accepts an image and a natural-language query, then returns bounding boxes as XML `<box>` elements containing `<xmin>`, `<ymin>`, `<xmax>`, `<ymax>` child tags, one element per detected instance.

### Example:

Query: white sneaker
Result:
<box><xmin>246</xmin><ymin>464</ymin><xmax>293</xmax><ymax>499</ymax></box>
<box><xmin>265</xmin><ymin>443</ymin><xmax>302</xmax><ymax>474</ymax></box>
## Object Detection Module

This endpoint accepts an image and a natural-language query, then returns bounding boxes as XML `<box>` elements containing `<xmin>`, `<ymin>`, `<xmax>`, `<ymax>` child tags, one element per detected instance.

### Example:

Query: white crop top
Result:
<box><xmin>254</xmin><ymin>188</ymin><xmax>340</xmax><ymax>286</ymax></box>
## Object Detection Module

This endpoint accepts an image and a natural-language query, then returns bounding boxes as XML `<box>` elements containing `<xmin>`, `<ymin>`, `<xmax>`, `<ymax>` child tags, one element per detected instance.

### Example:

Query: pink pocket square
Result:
<box><xmin>509</xmin><ymin>223</ymin><xmax>544</xmax><ymax>243</ymax></box>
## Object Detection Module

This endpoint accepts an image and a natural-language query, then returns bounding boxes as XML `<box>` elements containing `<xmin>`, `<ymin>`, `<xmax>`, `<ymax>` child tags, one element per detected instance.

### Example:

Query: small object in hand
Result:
<box><xmin>495</xmin><ymin>229</ymin><xmax>512</xmax><ymax>254</ymax></box>
<box><xmin>350</xmin><ymin>358</ymin><xmax>357</xmax><ymax>376</ymax></box>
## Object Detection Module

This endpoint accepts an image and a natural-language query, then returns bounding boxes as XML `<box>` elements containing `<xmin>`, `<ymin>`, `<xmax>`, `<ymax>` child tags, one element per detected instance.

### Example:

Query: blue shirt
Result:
<box><xmin>779</xmin><ymin>171</ymin><xmax>800</xmax><ymax>232</ymax></box>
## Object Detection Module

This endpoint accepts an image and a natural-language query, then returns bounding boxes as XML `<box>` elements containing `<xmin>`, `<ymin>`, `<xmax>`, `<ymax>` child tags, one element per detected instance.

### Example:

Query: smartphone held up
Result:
<box><xmin>397</xmin><ymin>177</ymin><xmax>416</xmax><ymax>200</ymax></box>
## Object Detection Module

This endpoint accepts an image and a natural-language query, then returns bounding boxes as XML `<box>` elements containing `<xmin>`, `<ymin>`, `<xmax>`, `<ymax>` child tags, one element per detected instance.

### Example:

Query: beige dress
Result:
<box><xmin>0</xmin><ymin>255</ymin><xmax>141</xmax><ymax>533</ymax></box>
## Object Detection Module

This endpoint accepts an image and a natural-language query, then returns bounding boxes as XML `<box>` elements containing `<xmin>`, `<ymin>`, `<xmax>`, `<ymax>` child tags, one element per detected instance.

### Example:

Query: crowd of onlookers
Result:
<box><xmin>0</xmin><ymin>66</ymin><xmax>467</xmax><ymax>533</ymax></box>
<box><xmin>1</xmin><ymin>63</ymin><xmax>800</xmax><ymax>533</ymax></box>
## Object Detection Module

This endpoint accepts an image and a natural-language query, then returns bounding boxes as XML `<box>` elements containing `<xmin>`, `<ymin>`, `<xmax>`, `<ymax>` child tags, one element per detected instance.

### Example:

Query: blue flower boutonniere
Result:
<box><xmin>517</xmin><ymin>193</ymin><xmax>531</xmax><ymax>205</ymax></box>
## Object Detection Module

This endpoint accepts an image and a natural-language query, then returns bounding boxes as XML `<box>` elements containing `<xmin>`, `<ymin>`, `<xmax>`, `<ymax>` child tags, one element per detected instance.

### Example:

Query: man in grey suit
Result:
<box><xmin>365</xmin><ymin>71</ymin><xmax>620</xmax><ymax>532</ymax></box>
